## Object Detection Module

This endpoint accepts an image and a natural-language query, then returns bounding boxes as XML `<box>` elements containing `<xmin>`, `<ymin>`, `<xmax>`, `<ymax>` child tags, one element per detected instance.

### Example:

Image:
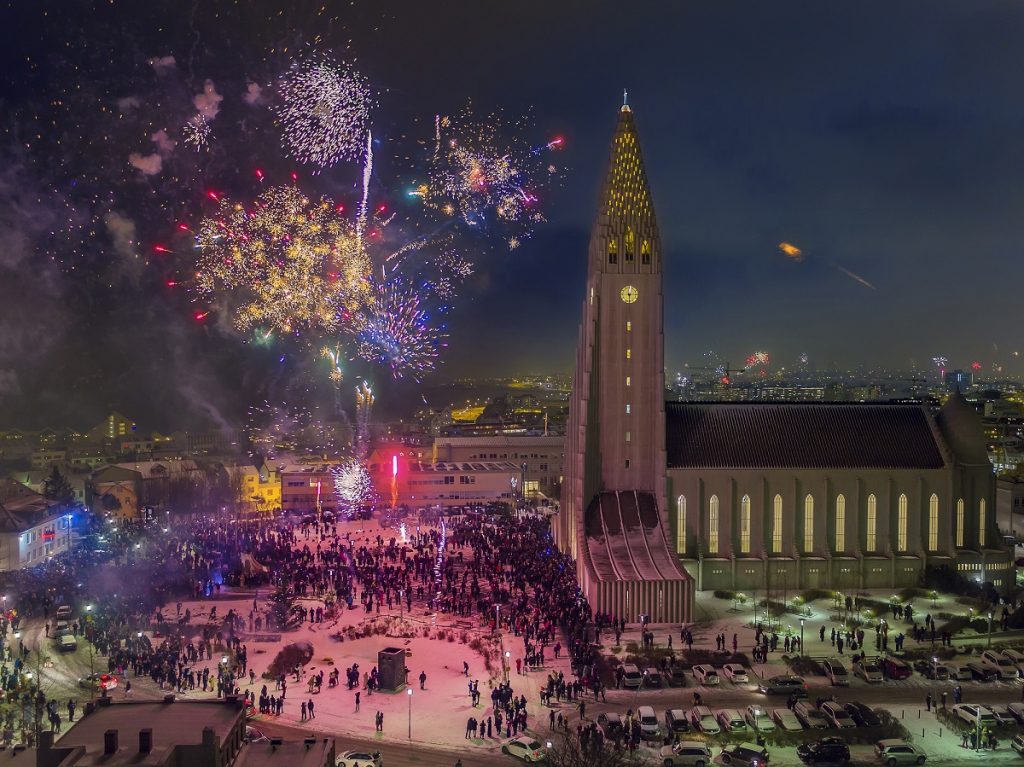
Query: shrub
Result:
<box><xmin>713</xmin><ymin>589</ymin><xmax>736</xmax><ymax>600</ymax></box>
<box><xmin>801</xmin><ymin>589</ymin><xmax>831</xmax><ymax>603</ymax></box>
<box><xmin>784</xmin><ymin>655</ymin><xmax>823</xmax><ymax>676</ymax></box>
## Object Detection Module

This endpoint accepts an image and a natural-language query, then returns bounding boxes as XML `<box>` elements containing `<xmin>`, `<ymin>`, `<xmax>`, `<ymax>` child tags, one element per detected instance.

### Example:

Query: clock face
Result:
<box><xmin>620</xmin><ymin>285</ymin><xmax>638</xmax><ymax>304</ymax></box>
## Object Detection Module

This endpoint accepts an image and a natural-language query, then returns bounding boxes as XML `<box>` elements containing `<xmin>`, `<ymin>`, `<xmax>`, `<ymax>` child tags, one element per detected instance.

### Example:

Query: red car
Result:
<box><xmin>881</xmin><ymin>657</ymin><xmax>911</xmax><ymax>680</ymax></box>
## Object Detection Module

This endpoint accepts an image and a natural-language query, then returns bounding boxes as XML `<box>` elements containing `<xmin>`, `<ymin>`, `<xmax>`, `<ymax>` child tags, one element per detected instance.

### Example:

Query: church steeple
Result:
<box><xmin>590</xmin><ymin>102</ymin><xmax>661</xmax><ymax>276</ymax></box>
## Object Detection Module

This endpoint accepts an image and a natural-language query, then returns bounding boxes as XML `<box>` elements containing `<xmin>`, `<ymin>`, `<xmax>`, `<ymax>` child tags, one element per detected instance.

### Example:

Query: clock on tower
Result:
<box><xmin>620</xmin><ymin>285</ymin><xmax>638</xmax><ymax>304</ymax></box>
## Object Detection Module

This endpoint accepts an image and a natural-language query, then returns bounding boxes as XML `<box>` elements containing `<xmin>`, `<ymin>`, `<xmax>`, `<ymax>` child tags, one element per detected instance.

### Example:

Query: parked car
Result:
<box><xmin>1002</xmin><ymin>648</ymin><xmax>1024</xmax><ymax>666</ymax></box>
<box><xmin>55</xmin><ymin>605</ymin><xmax>73</xmax><ymax>620</ymax></box>
<box><xmin>845</xmin><ymin>701</ymin><xmax>882</xmax><ymax>728</ymax></box>
<box><xmin>669</xmin><ymin>666</ymin><xmax>688</xmax><ymax>688</ymax></box>
<box><xmin>797</xmin><ymin>737</ymin><xmax>851</xmax><ymax>765</ymax></box>
<box><xmin>820</xmin><ymin>701</ymin><xmax>855</xmax><ymax>729</ymax></box>
<box><xmin>597</xmin><ymin>712</ymin><xmax>625</xmax><ymax>740</ymax></box>
<box><xmin>57</xmin><ymin>634</ymin><xmax>77</xmax><ymax>652</ymax></box>
<box><xmin>659</xmin><ymin>741</ymin><xmax>712</xmax><ymax>767</ymax></box>
<box><xmin>771</xmin><ymin>707</ymin><xmax>804</xmax><ymax>731</ymax></box>
<box><xmin>716</xmin><ymin>709</ymin><xmax>748</xmax><ymax>733</ymax></box>
<box><xmin>874</xmin><ymin>739</ymin><xmax>926</xmax><ymax>766</ymax></box>
<box><xmin>952</xmin><ymin>704</ymin><xmax>997</xmax><ymax>728</ymax></box>
<box><xmin>721</xmin><ymin>742</ymin><xmax>771</xmax><ymax>766</ymax></box>
<box><xmin>923</xmin><ymin>661</ymin><xmax>949</xmax><ymax>681</ymax></box>
<box><xmin>823</xmin><ymin>658</ymin><xmax>849</xmax><ymax>687</ymax></box>
<box><xmin>981</xmin><ymin>650</ymin><xmax>1019</xmax><ymax>680</ymax></box>
<box><xmin>793</xmin><ymin>701</ymin><xmax>829</xmax><ymax>730</ymax></box>
<box><xmin>881</xmin><ymin>657</ymin><xmax>912</xmax><ymax>680</ymax></box>
<box><xmin>722</xmin><ymin>663</ymin><xmax>750</xmax><ymax>684</ymax></box>
<box><xmin>665</xmin><ymin>709</ymin><xmax>691</xmax><ymax>735</ymax></box>
<box><xmin>854</xmin><ymin>659</ymin><xmax>884</xmax><ymax>683</ymax></box>
<box><xmin>692</xmin><ymin>665</ymin><xmax>720</xmax><ymax>686</ymax></box>
<box><xmin>501</xmin><ymin>737</ymin><xmax>548</xmax><ymax>763</ymax></box>
<box><xmin>966</xmin><ymin>662</ymin><xmax>999</xmax><ymax>682</ymax></box>
<box><xmin>638</xmin><ymin>706</ymin><xmax>661</xmax><ymax>740</ymax></box>
<box><xmin>992</xmin><ymin>706</ymin><xmax>1016</xmax><ymax>727</ymax></box>
<box><xmin>1007</xmin><ymin>702</ymin><xmax>1024</xmax><ymax>725</ymax></box>
<box><xmin>622</xmin><ymin>664</ymin><xmax>644</xmax><ymax>689</ymax></box>
<box><xmin>1013</xmin><ymin>734</ymin><xmax>1024</xmax><ymax>756</ymax></box>
<box><xmin>758</xmin><ymin>675</ymin><xmax>807</xmax><ymax>695</ymax></box>
<box><xmin>745</xmin><ymin>704</ymin><xmax>775</xmax><ymax>732</ymax></box>
<box><xmin>689</xmin><ymin>706</ymin><xmax>721</xmax><ymax>734</ymax></box>
<box><xmin>78</xmin><ymin>673</ymin><xmax>117</xmax><ymax>691</ymax></box>
<box><xmin>645</xmin><ymin>668</ymin><xmax>664</xmax><ymax>688</ymax></box>
<box><xmin>336</xmin><ymin>751</ymin><xmax>382</xmax><ymax>767</ymax></box>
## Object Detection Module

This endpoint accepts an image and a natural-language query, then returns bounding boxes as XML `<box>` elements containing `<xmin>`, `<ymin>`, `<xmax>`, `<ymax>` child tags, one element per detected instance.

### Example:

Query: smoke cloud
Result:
<box><xmin>193</xmin><ymin>79</ymin><xmax>224</xmax><ymax>119</ymax></box>
<box><xmin>128</xmin><ymin>151</ymin><xmax>163</xmax><ymax>175</ymax></box>
<box><xmin>148</xmin><ymin>55</ymin><xmax>176</xmax><ymax>74</ymax></box>
<box><xmin>243</xmin><ymin>81</ymin><xmax>265</xmax><ymax>106</ymax></box>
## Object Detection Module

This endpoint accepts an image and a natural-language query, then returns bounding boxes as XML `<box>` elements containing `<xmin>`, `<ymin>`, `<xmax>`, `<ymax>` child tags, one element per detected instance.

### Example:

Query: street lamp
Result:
<box><xmin>504</xmin><ymin>651</ymin><xmax>511</xmax><ymax>684</ymax></box>
<box><xmin>987</xmin><ymin>611</ymin><xmax>994</xmax><ymax>649</ymax></box>
<box><xmin>407</xmin><ymin>687</ymin><xmax>413</xmax><ymax>740</ymax></box>
<box><xmin>799</xmin><ymin>618</ymin><xmax>805</xmax><ymax>657</ymax></box>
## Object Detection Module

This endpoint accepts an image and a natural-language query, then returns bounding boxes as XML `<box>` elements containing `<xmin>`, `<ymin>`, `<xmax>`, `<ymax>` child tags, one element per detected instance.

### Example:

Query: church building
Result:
<box><xmin>556</xmin><ymin>101</ymin><xmax>1011</xmax><ymax>625</ymax></box>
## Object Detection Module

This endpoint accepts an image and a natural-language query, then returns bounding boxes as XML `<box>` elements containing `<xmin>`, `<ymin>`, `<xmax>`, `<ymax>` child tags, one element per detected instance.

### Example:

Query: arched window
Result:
<box><xmin>866</xmin><ymin>494</ymin><xmax>877</xmax><ymax>552</ymax></box>
<box><xmin>803</xmin><ymin>495</ymin><xmax>814</xmax><ymax>553</ymax></box>
<box><xmin>928</xmin><ymin>494</ymin><xmax>939</xmax><ymax>551</ymax></box>
<box><xmin>772</xmin><ymin>495</ymin><xmax>783</xmax><ymax>553</ymax></box>
<box><xmin>708</xmin><ymin>495</ymin><xmax>719</xmax><ymax>554</ymax></box>
<box><xmin>835</xmin><ymin>494</ymin><xmax>846</xmax><ymax>553</ymax></box>
<box><xmin>624</xmin><ymin>227</ymin><xmax>635</xmax><ymax>262</ymax></box>
<box><xmin>607</xmin><ymin>240</ymin><xmax>618</xmax><ymax>265</ymax></box>
<box><xmin>897</xmin><ymin>494</ymin><xmax>908</xmax><ymax>551</ymax></box>
<box><xmin>979</xmin><ymin>499</ymin><xmax>987</xmax><ymax>547</ymax></box>
<box><xmin>676</xmin><ymin>495</ymin><xmax>686</xmax><ymax>555</ymax></box>
<box><xmin>740</xmin><ymin>495</ymin><xmax>751</xmax><ymax>554</ymax></box>
<box><xmin>641</xmin><ymin>239</ymin><xmax>651</xmax><ymax>265</ymax></box>
<box><xmin>956</xmin><ymin>499</ymin><xmax>965</xmax><ymax>547</ymax></box>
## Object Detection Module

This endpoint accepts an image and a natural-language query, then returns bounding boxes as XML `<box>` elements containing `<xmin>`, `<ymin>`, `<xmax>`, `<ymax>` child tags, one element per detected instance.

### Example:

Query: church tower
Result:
<box><xmin>558</xmin><ymin>99</ymin><xmax>692</xmax><ymax>624</ymax></box>
<box><xmin>588</xmin><ymin>99</ymin><xmax>666</xmax><ymax>499</ymax></box>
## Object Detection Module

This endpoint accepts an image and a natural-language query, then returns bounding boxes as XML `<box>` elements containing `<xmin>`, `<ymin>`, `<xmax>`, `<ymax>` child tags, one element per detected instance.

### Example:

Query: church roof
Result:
<box><xmin>935</xmin><ymin>390</ymin><xmax>990</xmax><ymax>465</ymax></box>
<box><xmin>666</xmin><ymin>402</ymin><xmax>946</xmax><ymax>469</ymax></box>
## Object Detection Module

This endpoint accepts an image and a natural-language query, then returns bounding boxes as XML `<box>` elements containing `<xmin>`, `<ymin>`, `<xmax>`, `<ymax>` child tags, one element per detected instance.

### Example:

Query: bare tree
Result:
<box><xmin>544</xmin><ymin>732</ymin><xmax>642</xmax><ymax>767</ymax></box>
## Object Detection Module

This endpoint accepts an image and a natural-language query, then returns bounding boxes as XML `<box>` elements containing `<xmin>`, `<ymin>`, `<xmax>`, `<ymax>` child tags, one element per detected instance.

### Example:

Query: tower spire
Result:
<box><xmin>622</xmin><ymin>88</ymin><xmax>629</xmax><ymax>111</ymax></box>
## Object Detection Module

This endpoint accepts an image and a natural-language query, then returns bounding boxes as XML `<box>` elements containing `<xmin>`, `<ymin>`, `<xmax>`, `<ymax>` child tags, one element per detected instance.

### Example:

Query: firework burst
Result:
<box><xmin>356</xmin><ymin>279</ymin><xmax>447</xmax><ymax>381</ymax></box>
<box><xmin>193</xmin><ymin>185</ymin><xmax>371</xmax><ymax>334</ymax></box>
<box><xmin>276</xmin><ymin>54</ymin><xmax>373</xmax><ymax>168</ymax></box>
<box><xmin>183</xmin><ymin>113</ymin><xmax>211</xmax><ymax>151</ymax></box>
<box><xmin>333</xmin><ymin>459</ymin><xmax>374</xmax><ymax>514</ymax></box>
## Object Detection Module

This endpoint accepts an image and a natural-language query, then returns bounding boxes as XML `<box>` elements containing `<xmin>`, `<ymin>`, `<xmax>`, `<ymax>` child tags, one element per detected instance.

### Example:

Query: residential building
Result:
<box><xmin>0</xmin><ymin>478</ymin><xmax>72</xmax><ymax>570</ymax></box>
<box><xmin>279</xmin><ymin>463</ymin><xmax>339</xmax><ymax>514</ymax></box>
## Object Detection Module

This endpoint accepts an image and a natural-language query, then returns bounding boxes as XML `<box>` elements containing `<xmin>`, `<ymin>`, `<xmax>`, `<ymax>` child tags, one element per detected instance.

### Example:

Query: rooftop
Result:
<box><xmin>235</xmin><ymin>738</ymin><xmax>334</xmax><ymax>767</ymax></box>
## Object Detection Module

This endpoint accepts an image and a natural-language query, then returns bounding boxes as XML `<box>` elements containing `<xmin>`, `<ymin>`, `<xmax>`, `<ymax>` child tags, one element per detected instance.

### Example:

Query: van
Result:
<box><xmin>659</xmin><ymin>741</ymin><xmax>712</xmax><ymax>767</ymax></box>
<box><xmin>638</xmin><ymin>705</ymin><xmax>660</xmax><ymax>739</ymax></box>
<box><xmin>721</xmin><ymin>742</ymin><xmax>770</xmax><ymax>766</ymax></box>
<box><xmin>881</xmin><ymin>657</ymin><xmax>911</xmax><ymax>680</ymax></box>
<box><xmin>55</xmin><ymin>605</ymin><xmax>72</xmax><ymax>620</ymax></box>
<box><xmin>621</xmin><ymin>664</ymin><xmax>644</xmax><ymax>689</ymax></box>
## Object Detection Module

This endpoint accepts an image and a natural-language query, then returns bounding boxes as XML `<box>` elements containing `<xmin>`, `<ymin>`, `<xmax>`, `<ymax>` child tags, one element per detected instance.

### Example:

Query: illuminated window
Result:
<box><xmin>608</xmin><ymin>240</ymin><xmax>618</xmax><ymax>265</ymax></box>
<box><xmin>803</xmin><ymin>495</ymin><xmax>814</xmax><ymax>553</ymax></box>
<box><xmin>676</xmin><ymin>495</ymin><xmax>686</xmax><ymax>554</ymax></box>
<box><xmin>956</xmin><ymin>498</ymin><xmax>964</xmax><ymax>547</ymax></box>
<box><xmin>897</xmin><ymin>494</ymin><xmax>908</xmax><ymax>552</ymax></box>
<box><xmin>740</xmin><ymin>495</ymin><xmax>751</xmax><ymax>554</ymax></box>
<box><xmin>625</xmin><ymin>431</ymin><xmax>631</xmax><ymax>443</ymax></box>
<box><xmin>866</xmin><ymin>494</ymin><xmax>877</xmax><ymax>552</ymax></box>
<box><xmin>626</xmin><ymin>349</ymin><xmax>631</xmax><ymax>360</ymax></box>
<box><xmin>625</xmin><ymin>404</ymin><xmax>631</xmax><ymax>414</ymax></box>
<box><xmin>708</xmin><ymin>495</ymin><xmax>719</xmax><ymax>554</ymax></box>
<box><xmin>625</xmin><ymin>227</ymin><xmax>635</xmax><ymax>262</ymax></box>
<box><xmin>928</xmin><ymin>494</ymin><xmax>939</xmax><ymax>551</ymax></box>
<box><xmin>626</xmin><ymin>321</ymin><xmax>631</xmax><ymax>332</ymax></box>
<box><xmin>641</xmin><ymin>239</ymin><xmax>651</xmax><ymax>265</ymax></box>
<box><xmin>772</xmin><ymin>494</ymin><xmax>783</xmax><ymax>553</ymax></box>
<box><xmin>979</xmin><ymin>499</ymin><xmax>986</xmax><ymax>547</ymax></box>
<box><xmin>835</xmin><ymin>494</ymin><xmax>846</xmax><ymax>553</ymax></box>
<box><xmin>625</xmin><ymin>376</ymin><xmax>631</xmax><ymax>387</ymax></box>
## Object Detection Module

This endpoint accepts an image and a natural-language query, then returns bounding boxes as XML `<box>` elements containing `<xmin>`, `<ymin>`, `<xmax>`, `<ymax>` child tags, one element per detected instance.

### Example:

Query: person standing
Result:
<box><xmin>355</xmin><ymin>691</ymin><xmax>360</xmax><ymax>711</ymax></box>
<box><xmin>307</xmin><ymin>699</ymin><xmax>315</xmax><ymax>719</ymax></box>
<box><xmin>419</xmin><ymin>670</ymin><xmax>426</xmax><ymax>690</ymax></box>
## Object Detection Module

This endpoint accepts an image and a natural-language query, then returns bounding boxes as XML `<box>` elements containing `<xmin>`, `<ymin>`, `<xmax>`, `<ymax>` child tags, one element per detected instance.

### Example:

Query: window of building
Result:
<box><xmin>772</xmin><ymin>494</ymin><xmax>783</xmax><ymax>553</ymax></box>
<box><xmin>641</xmin><ymin>239</ymin><xmax>651</xmax><ymax>265</ymax></box>
<box><xmin>676</xmin><ymin>495</ymin><xmax>686</xmax><ymax>555</ymax></box>
<box><xmin>866</xmin><ymin>494</ymin><xmax>877</xmax><ymax>552</ymax></box>
<box><xmin>608</xmin><ymin>240</ymin><xmax>618</xmax><ymax>264</ymax></box>
<box><xmin>928</xmin><ymin>494</ymin><xmax>939</xmax><ymax>551</ymax></box>
<box><xmin>708</xmin><ymin>495</ymin><xmax>719</xmax><ymax>554</ymax></box>
<box><xmin>625</xmin><ymin>404</ymin><xmax>631</xmax><ymax>414</ymax></box>
<box><xmin>956</xmin><ymin>498</ymin><xmax>965</xmax><ymax>547</ymax></box>
<box><xmin>625</xmin><ymin>431</ymin><xmax>631</xmax><ymax>443</ymax></box>
<box><xmin>979</xmin><ymin>499</ymin><xmax>986</xmax><ymax>547</ymax></box>
<box><xmin>626</xmin><ymin>349</ymin><xmax>631</xmax><ymax>360</ymax></box>
<box><xmin>803</xmin><ymin>495</ymin><xmax>814</xmax><ymax>553</ymax></box>
<box><xmin>625</xmin><ymin>376</ymin><xmax>631</xmax><ymax>387</ymax></box>
<box><xmin>835</xmin><ymin>494</ymin><xmax>846</xmax><ymax>553</ymax></box>
<box><xmin>625</xmin><ymin>227</ymin><xmax>635</xmax><ymax>262</ymax></box>
<box><xmin>740</xmin><ymin>495</ymin><xmax>751</xmax><ymax>554</ymax></box>
<box><xmin>897</xmin><ymin>493</ymin><xmax>908</xmax><ymax>551</ymax></box>
<box><xmin>626</xmin><ymin>321</ymin><xmax>631</xmax><ymax>332</ymax></box>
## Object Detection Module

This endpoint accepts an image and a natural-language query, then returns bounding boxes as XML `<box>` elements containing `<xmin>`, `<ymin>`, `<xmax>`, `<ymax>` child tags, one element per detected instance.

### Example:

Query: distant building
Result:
<box><xmin>432</xmin><ymin>436</ymin><xmax>564</xmax><ymax>497</ymax></box>
<box><xmin>395</xmin><ymin>460</ymin><xmax>520</xmax><ymax>506</ymax></box>
<box><xmin>0</xmin><ymin>478</ymin><xmax>72</xmax><ymax>570</ymax></box>
<box><xmin>278</xmin><ymin>462</ymin><xmax>339</xmax><ymax>514</ymax></box>
<box><xmin>222</xmin><ymin>462</ymin><xmax>281</xmax><ymax>514</ymax></box>
<box><xmin>90</xmin><ymin>460</ymin><xmax>200</xmax><ymax>520</ymax></box>
<box><xmin>945</xmin><ymin>369</ymin><xmax>973</xmax><ymax>391</ymax></box>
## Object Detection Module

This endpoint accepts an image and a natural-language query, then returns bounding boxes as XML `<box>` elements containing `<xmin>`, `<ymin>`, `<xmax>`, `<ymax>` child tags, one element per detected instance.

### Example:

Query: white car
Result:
<box><xmin>946</xmin><ymin>664</ymin><xmax>973</xmax><ymax>681</ymax></box>
<box><xmin>336</xmin><ymin>751</ymin><xmax>382</xmax><ymax>767</ymax></box>
<box><xmin>853</xmin><ymin>659</ymin><xmax>883</xmax><ymax>683</ymax></box>
<box><xmin>952</xmin><ymin>704</ymin><xmax>997</xmax><ymax>729</ymax></box>
<box><xmin>744</xmin><ymin>705</ymin><xmax>775</xmax><ymax>732</ymax></box>
<box><xmin>691</xmin><ymin>665</ymin><xmax>720</xmax><ymax>686</ymax></box>
<box><xmin>981</xmin><ymin>650</ymin><xmax>1019</xmax><ymax>680</ymax></box>
<box><xmin>820</xmin><ymin>701</ymin><xmax>855</xmax><ymax>729</ymax></box>
<box><xmin>771</xmin><ymin>707</ymin><xmax>803</xmax><ymax>731</ymax></box>
<box><xmin>716</xmin><ymin>709</ymin><xmax>747</xmax><ymax>732</ymax></box>
<box><xmin>722</xmin><ymin>663</ymin><xmax>749</xmax><ymax>684</ymax></box>
<box><xmin>689</xmin><ymin>706</ymin><xmax>721</xmax><ymax>734</ymax></box>
<box><xmin>501</xmin><ymin>737</ymin><xmax>548</xmax><ymax>763</ymax></box>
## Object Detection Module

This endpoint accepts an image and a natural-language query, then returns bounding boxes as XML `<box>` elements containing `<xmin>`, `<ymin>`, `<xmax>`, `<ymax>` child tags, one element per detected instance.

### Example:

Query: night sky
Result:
<box><xmin>1</xmin><ymin>0</ymin><xmax>1021</xmax><ymax>430</ymax></box>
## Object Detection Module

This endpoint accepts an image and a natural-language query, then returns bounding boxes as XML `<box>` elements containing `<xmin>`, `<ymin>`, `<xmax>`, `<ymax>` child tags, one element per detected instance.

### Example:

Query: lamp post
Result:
<box><xmin>504</xmin><ymin>651</ymin><xmax>511</xmax><ymax>684</ymax></box>
<box><xmin>407</xmin><ymin>687</ymin><xmax>413</xmax><ymax>741</ymax></box>
<box><xmin>799</xmin><ymin>618</ymin><xmax>805</xmax><ymax>657</ymax></box>
<box><xmin>987</xmin><ymin>611</ymin><xmax>994</xmax><ymax>649</ymax></box>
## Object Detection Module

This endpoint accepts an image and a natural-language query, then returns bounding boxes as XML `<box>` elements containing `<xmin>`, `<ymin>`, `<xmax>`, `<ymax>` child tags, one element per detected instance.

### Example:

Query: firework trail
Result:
<box><xmin>357</xmin><ymin>129</ymin><xmax>373</xmax><ymax>253</ymax></box>
<box><xmin>832</xmin><ymin>263</ymin><xmax>876</xmax><ymax>290</ymax></box>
